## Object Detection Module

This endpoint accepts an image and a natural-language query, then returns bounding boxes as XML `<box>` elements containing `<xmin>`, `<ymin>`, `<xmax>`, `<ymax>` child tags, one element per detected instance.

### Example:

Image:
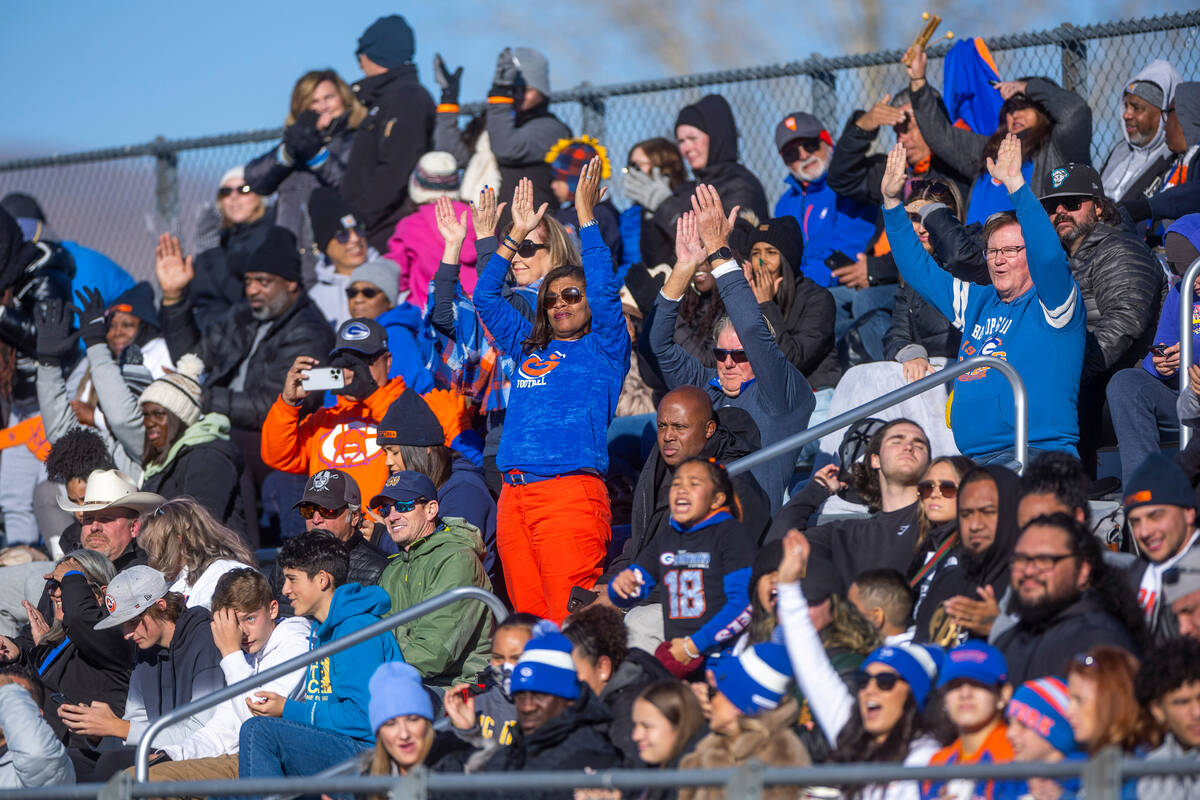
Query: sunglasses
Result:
<box><xmin>852</xmin><ymin>670</ymin><xmax>905</xmax><ymax>692</ymax></box>
<box><xmin>517</xmin><ymin>240</ymin><xmax>548</xmax><ymax>258</ymax></box>
<box><xmin>543</xmin><ymin>286</ymin><xmax>584</xmax><ymax>308</ymax></box>
<box><xmin>1040</xmin><ymin>196</ymin><xmax>1091</xmax><ymax>214</ymax></box>
<box><xmin>333</xmin><ymin>226</ymin><xmax>365</xmax><ymax>245</ymax></box>
<box><xmin>712</xmin><ymin>347</ymin><xmax>749</xmax><ymax>364</ymax></box>
<box><xmin>217</xmin><ymin>184</ymin><xmax>253</xmax><ymax>199</ymax></box>
<box><xmin>345</xmin><ymin>286</ymin><xmax>382</xmax><ymax>300</ymax></box>
<box><xmin>296</xmin><ymin>503</ymin><xmax>347</xmax><ymax>520</ymax></box>
<box><xmin>45</xmin><ymin>578</ymin><xmax>62</xmax><ymax>593</ymax></box>
<box><xmin>781</xmin><ymin>138</ymin><xmax>824</xmax><ymax>164</ymax></box>
<box><xmin>917</xmin><ymin>480</ymin><xmax>958</xmax><ymax>499</ymax></box>
<box><xmin>374</xmin><ymin>498</ymin><xmax>422</xmax><ymax>517</ymax></box>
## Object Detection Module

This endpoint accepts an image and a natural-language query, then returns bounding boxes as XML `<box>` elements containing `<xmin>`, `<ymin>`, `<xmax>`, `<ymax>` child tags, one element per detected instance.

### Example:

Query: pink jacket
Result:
<box><xmin>385</xmin><ymin>201</ymin><xmax>478</xmax><ymax>309</ymax></box>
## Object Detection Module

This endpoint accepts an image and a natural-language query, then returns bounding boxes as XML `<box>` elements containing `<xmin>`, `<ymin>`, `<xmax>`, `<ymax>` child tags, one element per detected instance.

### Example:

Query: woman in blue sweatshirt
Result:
<box><xmin>473</xmin><ymin>158</ymin><xmax>631</xmax><ymax>622</ymax></box>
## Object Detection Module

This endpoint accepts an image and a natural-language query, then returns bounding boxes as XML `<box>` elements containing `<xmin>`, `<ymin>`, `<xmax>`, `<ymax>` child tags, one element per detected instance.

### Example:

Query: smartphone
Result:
<box><xmin>567</xmin><ymin>585</ymin><xmax>599</xmax><ymax>614</ymax></box>
<box><xmin>50</xmin><ymin>692</ymin><xmax>77</xmax><ymax>706</ymax></box>
<box><xmin>824</xmin><ymin>250</ymin><xmax>855</xmax><ymax>271</ymax></box>
<box><xmin>459</xmin><ymin>682</ymin><xmax>488</xmax><ymax>702</ymax></box>
<box><xmin>1153</xmin><ymin>343</ymin><xmax>1169</xmax><ymax>356</ymax></box>
<box><xmin>301</xmin><ymin>367</ymin><xmax>345</xmax><ymax>392</ymax></box>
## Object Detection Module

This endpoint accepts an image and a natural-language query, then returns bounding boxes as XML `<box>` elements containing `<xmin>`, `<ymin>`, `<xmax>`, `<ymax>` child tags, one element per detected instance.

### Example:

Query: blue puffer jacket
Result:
<box><xmin>774</xmin><ymin>172</ymin><xmax>878</xmax><ymax>288</ymax></box>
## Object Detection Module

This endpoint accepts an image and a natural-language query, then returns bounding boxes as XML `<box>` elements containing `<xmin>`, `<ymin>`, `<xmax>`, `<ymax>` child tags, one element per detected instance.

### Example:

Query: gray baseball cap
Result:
<box><xmin>1164</xmin><ymin>546</ymin><xmax>1200</xmax><ymax>606</ymax></box>
<box><xmin>94</xmin><ymin>566</ymin><xmax>169</xmax><ymax>630</ymax></box>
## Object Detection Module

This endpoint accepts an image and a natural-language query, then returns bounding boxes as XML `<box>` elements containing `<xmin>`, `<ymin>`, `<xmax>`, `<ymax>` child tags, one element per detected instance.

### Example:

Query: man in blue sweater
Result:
<box><xmin>881</xmin><ymin>135</ymin><xmax>1085</xmax><ymax>465</ymax></box>
<box><xmin>650</xmin><ymin>186</ymin><xmax>815</xmax><ymax>510</ymax></box>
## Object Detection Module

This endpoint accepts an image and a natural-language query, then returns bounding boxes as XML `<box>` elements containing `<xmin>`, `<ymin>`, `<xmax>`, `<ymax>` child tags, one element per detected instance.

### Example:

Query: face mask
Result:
<box><xmin>491</xmin><ymin>662</ymin><xmax>516</xmax><ymax>697</ymax></box>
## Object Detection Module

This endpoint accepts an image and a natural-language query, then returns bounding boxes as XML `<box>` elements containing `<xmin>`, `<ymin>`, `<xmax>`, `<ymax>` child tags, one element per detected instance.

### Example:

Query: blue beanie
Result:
<box><xmin>356</xmin><ymin>15</ymin><xmax>415</xmax><ymax>70</ymax></box>
<box><xmin>368</xmin><ymin>661</ymin><xmax>433</xmax><ymax>732</ymax></box>
<box><xmin>863</xmin><ymin>643</ymin><xmax>944</xmax><ymax>711</ymax></box>
<box><xmin>1007</xmin><ymin>676</ymin><xmax>1078</xmax><ymax>756</ymax></box>
<box><xmin>512</xmin><ymin>632</ymin><xmax>579</xmax><ymax>701</ymax></box>
<box><xmin>712</xmin><ymin>642</ymin><xmax>793</xmax><ymax>716</ymax></box>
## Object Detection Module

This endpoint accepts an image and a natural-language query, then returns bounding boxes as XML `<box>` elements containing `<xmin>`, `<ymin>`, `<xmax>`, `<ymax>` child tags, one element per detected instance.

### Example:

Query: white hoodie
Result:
<box><xmin>160</xmin><ymin>615</ymin><xmax>312</xmax><ymax>760</ymax></box>
<box><xmin>1102</xmin><ymin>59</ymin><xmax>1183</xmax><ymax>201</ymax></box>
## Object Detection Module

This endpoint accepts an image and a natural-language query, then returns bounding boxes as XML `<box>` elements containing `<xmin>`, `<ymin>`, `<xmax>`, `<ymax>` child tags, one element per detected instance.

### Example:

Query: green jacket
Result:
<box><xmin>378</xmin><ymin>516</ymin><xmax>494</xmax><ymax>686</ymax></box>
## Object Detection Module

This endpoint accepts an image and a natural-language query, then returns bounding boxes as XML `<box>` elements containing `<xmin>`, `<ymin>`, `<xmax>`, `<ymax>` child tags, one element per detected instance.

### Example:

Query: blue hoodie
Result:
<box><xmin>378</xmin><ymin>302</ymin><xmax>434</xmax><ymax>394</ymax></box>
<box><xmin>774</xmin><ymin>172</ymin><xmax>878</xmax><ymax>287</ymax></box>
<box><xmin>1143</xmin><ymin>214</ymin><xmax>1200</xmax><ymax>378</ymax></box>
<box><xmin>281</xmin><ymin>583</ymin><xmax>403</xmax><ymax>742</ymax></box>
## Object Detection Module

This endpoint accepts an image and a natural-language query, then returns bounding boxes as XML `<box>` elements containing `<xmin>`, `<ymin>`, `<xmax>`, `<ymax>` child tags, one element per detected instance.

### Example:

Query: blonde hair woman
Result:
<box><xmin>137</xmin><ymin>497</ymin><xmax>255</xmax><ymax>609</ymax></box>
<box><xmin>364</xmin><ymin>661</ymin><xmax>434</xmax><ymax>798</ymax></box>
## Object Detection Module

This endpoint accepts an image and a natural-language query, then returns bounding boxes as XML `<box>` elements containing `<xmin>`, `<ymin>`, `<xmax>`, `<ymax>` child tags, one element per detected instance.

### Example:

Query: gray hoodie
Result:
<box><xmin>1102</xmin><ymin>60</ymin><xmax>1183</xmax><ymax>202</ymax></box>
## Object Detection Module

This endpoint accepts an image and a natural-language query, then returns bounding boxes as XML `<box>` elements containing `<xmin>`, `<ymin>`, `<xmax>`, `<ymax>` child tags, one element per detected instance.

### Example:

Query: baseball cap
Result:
<box><xmin>94</xmin><ymin>566</ymin><xmax>169</xmax><ymax>630</ymax></box>
<box><xmin>774</xmin><ymin>111</ymin><xmax>829</xmax><ymax>152</ymax></box>
<box><xmin>293</xmin><ymin>469</ymin><xmax>361</xmax><ymax>511</ymax></box>
<box><xmin>937</xmin><ymin>640</ymin><xmax>1008</xmax><ymax>688</ymax></box>
<box><xmin>330</xmin><ymin>318</ymin><xmax>388</xmax><ymax>358</ymax></box>
<box><xmin>370</xmin><ymin>470</ymin><xmax>438</xmax><ymax>509</ymax></box>
<box><xmin>1039</xmin><ymin>163</ymin><xmax>1103</xmax><ymax>202</ymax></box>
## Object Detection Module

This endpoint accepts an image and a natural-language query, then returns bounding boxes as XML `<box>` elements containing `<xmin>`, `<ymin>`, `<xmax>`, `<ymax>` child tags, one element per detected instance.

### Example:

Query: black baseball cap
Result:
<box><xmin>293</xmin><ymin>469</ymin><xmax>361</xmax><ymax>510</ymax></box>
<box><xmin>1039</xmin><ymin>163</ymin><xmax>1103</xmax><ymax>202</ymax></box>
<box><xmin>330</xmin><ymin>318</ymin><xmax>388</xmax><ymax>358</ymax></box>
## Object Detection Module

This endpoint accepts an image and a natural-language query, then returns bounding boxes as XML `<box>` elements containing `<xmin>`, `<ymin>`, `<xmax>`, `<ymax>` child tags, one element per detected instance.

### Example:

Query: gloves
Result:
<box><xmin>433</xmin><ymin>53</ymin><xmax>463</xmax><ymax>106</ymax></box>
<box><xmin>282</xmin><ymin>110</ymin><xmax>325</xmax><ymax>165</ymax></box>
<box><xmin>74</xmin><ymin>287</ymin><xmax>109</xmax><ymax>349</ymax></box>
<box><xmin>623</xmin><ymin>167</ymin><xmax>672</xmax><ymax>212</ymax></box>
<box><xmin>34</xmin><ymin>299</ymin><xmax>78</xmax><ymax>366</ymax></box>
<box><xmin>654</xmin><ymin>640</ymin><xmax>701</xmax><ymax>679</ymax></box>
<box><xmin>489</xmin><ymin>47</ymin><xmax>519</xmax><ymax>100</ymax></box>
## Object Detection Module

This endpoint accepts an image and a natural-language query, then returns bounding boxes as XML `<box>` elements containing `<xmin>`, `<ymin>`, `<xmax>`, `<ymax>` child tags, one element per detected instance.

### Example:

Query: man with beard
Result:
<box><xmin>1038</xmin><ymin>163</ymin><xmax>1165</xmax><ymax>472</ymax></box>
<box><xmin>773</xmin><ymin>111</ymin><xmax>890</xmax><ymax>361</ymax></box>
<box><xmin>1100</xmin><ymin>60</ymin><xmax>1184</xmax><ymax>204</ymax></box>
<box><xmin>994</xmin><ymin>513</ymin><xmax>1143</xmax><ymax>684</ymax></box>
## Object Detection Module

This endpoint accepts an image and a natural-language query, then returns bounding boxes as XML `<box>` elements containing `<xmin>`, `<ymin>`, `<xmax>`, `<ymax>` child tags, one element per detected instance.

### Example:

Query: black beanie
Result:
<box><xmin>107</xmin><ymin>281</ymin><xmax>160</xmax><ymax>330</ymax></box>
<box><xmin>1124</xmin><ymin>452</ymin><xmax>1196</xmax><ymax>511</ymax></box>
<box><xmin>675</xmin><ymin>103</ymin><xmax>707</xmax><ymax>134</ymax></box>
<box><xmin>309</xmin><ymin>187</ymin><xmax>359</xmax><ymax>249</ymax></box>
<box><xmin>356</xmin><ymin>15</ymin><xmax>415</xmax><ymax>70</ymax></box>
<box><xmin>0</xmin><ymin>193</ymin><xmax>46</xmax><ymax>224</ymax></box>
<box><xmin>242</xmin><ymin>226</ymin><xmax>302</xmax><ymax>283</ymax></box>
<box><xmin>377</xmin><ymin>389</ymin><xmax>445</xmax><ymax>447</ymax></box>
<box><xmin>749</xmin><ymin>216</ymin><xmax>805</xmax><ymax>277</ymax></box>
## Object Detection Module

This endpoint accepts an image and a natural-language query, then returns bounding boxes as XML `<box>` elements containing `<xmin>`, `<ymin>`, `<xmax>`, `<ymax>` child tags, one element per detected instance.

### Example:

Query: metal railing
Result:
<box><xmin>133</xmin><ymin>585</ymin><xmax>508</xmax><ymax>782</ymax></box>
<box><xmin>1180</xmin><ymin>257</ymin><xmax>1200</xmax><ymax>450</ymax></box>
<box><xmin>727</xmin><ymin>355</ymin><xmax>1028</xmax><ymax>477</ymax></box>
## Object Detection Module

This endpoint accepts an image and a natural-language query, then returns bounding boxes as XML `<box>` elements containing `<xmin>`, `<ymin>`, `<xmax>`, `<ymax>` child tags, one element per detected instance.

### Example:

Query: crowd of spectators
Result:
<box><xmin>0</xmin><ymin>11</ymin><xmax>1199</xmax><ymax>798</ymax></box>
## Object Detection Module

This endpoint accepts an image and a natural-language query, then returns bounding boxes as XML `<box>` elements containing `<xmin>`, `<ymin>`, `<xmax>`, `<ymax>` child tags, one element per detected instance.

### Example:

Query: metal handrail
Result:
<box><xmin>1179</xmin><ymin>256</ymin><xmax>1200</xmax><ymax>449</ymax></box>
<box><xmin>727</xmin><ymin>355</ymin><xmax>1028</xmax><ymax>477</ymax></box>
<box><xmin>133</xmin><ymin>585</ymin><xmax>507</xmax><ymax>782</ymax></box>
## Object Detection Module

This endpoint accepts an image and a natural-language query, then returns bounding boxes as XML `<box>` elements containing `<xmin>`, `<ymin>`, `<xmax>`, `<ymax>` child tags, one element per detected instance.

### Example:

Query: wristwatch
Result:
<box><xmin>705</xmin><ymin>246</ymin><xmax>733</xmax><ymax>264</ymax></box>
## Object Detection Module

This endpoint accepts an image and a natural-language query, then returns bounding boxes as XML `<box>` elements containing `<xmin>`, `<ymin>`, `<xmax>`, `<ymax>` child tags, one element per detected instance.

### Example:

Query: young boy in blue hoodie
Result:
<box><xmin>236</xmin><ymin>531</ymin><xmax>404</xmax><ymax>785</ymax></box>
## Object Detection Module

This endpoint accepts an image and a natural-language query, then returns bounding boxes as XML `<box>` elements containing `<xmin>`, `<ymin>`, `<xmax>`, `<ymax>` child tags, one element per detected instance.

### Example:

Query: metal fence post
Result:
<box><xmin>724</xmin><ymin>761</ymin><xmax>764</xmax><ymax>800</ymax></box>
<box><xmin>389</xmin><ymin>768</ymin><xmax>428</xmax><ymax>800</ymax></box>
<box><xmin>1179</xmin><ymin>256</ymin><xmax>1200</xmax><ymax>449</ymax></box>
<box><xmin>152</xmin><ymin>135</ymin><xmax>179</xmax><ymax>225</ymax></box>
<box><xmin>810</xmin><ymin>58</ymin><xmax>837</xmax><ymax>128</ymax></box>
<box><xmin>1058</xmin><ymin>23</ymin><xmax>1088</xmax><ymax>96</ymax></box>
<box><xmin>578</xmin><ymin>84</ymin><xmax>607</xmax><ymax>142</ymax></box>
<box><xmin>1083</xmin><ymin>746</ymin><xmax>1121</xmax><ymax>800</ymax></box>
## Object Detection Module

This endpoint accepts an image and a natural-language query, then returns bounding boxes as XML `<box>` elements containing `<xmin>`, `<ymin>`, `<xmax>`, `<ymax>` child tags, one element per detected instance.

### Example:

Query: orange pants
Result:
<box><xmin>497</xmin><ymin>473</ymin><xmax>611</xmax><ymax>623</ymax></box>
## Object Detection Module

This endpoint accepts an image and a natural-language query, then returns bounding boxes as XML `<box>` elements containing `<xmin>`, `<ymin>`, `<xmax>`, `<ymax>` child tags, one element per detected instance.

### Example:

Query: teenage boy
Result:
<box><xmin>237</xmin><ymin>531</ymin><xmax>404</xmax><ymax>783</ymax></box>
<box><xmin>140</xmin><ymin>569</ymin><xmax>312</xmax><ymax>784</ymax></box>
<box><xmin>1135</xmin><ymin>636</ymin><xmax>1200</xmax><ymax>797</ymax></box>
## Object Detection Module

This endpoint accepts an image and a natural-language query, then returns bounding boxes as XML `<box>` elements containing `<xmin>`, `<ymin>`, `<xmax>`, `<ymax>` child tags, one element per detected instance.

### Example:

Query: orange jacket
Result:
<box><xmin>261</xmin><ymin>376</ymin><xmax>407</xmax><ymax>505</ymax></box>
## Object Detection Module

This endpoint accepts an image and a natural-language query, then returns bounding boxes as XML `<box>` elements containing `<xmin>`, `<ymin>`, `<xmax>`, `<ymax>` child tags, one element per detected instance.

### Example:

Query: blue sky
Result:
<box><xmin>2</xmin><ymin>0</ymin><xmax>1194</xmax><ymax>158</ymax></box>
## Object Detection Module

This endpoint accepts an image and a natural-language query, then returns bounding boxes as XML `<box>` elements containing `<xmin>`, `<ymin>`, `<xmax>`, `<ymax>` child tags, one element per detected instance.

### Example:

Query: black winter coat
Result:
<box><xmin>270</xmin><ymin>535</ymin><xmax>387</xmax><ymax>616</ymax></box>
<box><xmin>189</xmin><ymin>210</ymin><xmax>275</xmax><ymax>322</ymax></box>
<box><xmin>760</xmin><ymin>273</ymin><xmax>840</xmax><ymax>390</ymax></box>
<box><xmin>994</xmin><ymin>591</ymin><xmax>1140</xmax><ymax>684</ymax></box>
<box><xmin>480</xmin><ymin>686</ymin><xmax>623</xmax><ymax>799</ymax></box>
<box><xmin>342</xmin><ymin>66</ymin><xmax>435</xmax><ymax>252</ymax></box>
<box><xmin>883</xmin><ymin>283</ymin><xmax>962</xmax><ymax>361</ymax></box>
<box><xmin>0</xmin><ymin>241</ymin><xmax>76</xmax><ymax>403</ymax></box>
<box><xmin>160</xmin><ymin>292</ymin><xmax>335</xmax><ymax>430</ymax></box>
<box><xmin>140</xmin><ymin>436</ymin><xmax>246</xmax><ymax>531</ymax></box>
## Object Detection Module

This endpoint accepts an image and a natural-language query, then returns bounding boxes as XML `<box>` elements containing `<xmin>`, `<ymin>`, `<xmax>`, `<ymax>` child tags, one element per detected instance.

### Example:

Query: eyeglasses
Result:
<box><xmin>517</xmin><ymin>240</ymin><xmax>548</xmax><ymax>258</ymax></box>
<box><xmin>712</xmin><ymin>347</ymin><xmax>749</xmax><ymax>364</ymax></box>
<box><xmin>345</xmin><ymin>286</ymin><xmax>382</xmax><ymax>300</ymax></box>
<box><xmin>852</xmin><ymin>670</ymin><xmax>905</xmax><ymax>692</ymax></box>
<box><xmin>984</xmin><ymin>245</ymin><xmax>1026</xmax><ymax>262</ymax></box>
<box><xmin>1040</xmin><ymin>196</ymin><xmax>1091</xmax><ymax>214</ymax></box>
<box><xmin>333</xmin><ymin>226</ymin><xmax>365</xmax><ymax>245</ymax></box>
<box><xmin>217</xmin><ymin>184</ymin><xmax>253</xmax><ymax>199</ymax></box>
<box><xmin>1010</xmin><ymin>552</ymin><xmax>1075</xmax><ymax>572</ymax></box>
<box><xmin>296</xmin><ymin>503</ymin><xmax>347</xmax><ymax>520</ymax></box>
<box><xmin>374</xmin><ymin>498</ymin><xmax>424</xmax><ymax>517</ymax></box>
<box><xmin>45</xmin><ymin>579</ymin><xmax>62</xmax><ymax>593</ymax></box>
<box><xmin>543</xmin><ymin>286</ymin><xmax>584</xmax><ymax>308</ymax></box>
<box><xmin>781</xmin><ymin>138</ymin><xmax>824</xmax><ymax>164</ymax></box>
<box><xmin>917</xmin><ymin>480</ymin><xmax>958</xmax><ymax>499</ymax></box>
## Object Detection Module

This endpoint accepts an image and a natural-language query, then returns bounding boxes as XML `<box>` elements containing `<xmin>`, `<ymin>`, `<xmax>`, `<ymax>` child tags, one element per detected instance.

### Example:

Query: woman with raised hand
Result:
<box><xmin>473</xmin><ymin>159</ymin><xmax>631</xmax><ymax>622</ymax></box>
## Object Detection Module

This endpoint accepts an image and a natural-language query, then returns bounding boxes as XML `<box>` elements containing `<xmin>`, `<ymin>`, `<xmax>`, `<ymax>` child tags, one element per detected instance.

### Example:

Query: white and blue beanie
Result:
<box><xmin>511</xmin><ymin>632</ymin><xmax>580</xmax><ymax>701</ymax></box>
<box><xmin>713</xmin><ymin>642</ymin><xmax>793</xmax><ymax>716</ymax></box>
<box><xmin>863</xmin><ymin>643</ymin><xmax>944</xmax><ymax>711</ymax></box>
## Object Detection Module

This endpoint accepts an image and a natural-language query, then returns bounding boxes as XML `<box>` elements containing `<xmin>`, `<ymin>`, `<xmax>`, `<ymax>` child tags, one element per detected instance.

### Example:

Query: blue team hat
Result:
<box><xmin>938</xmin><ymin>640</ymin><xmax>1008</xmax><ymax>688</ymax></box>
<box><xmin>1007</xmin><ymin>676</ymin><xmax>1077</xmax><ymax>756</ymax></box>
<box><xmin>511</xmin><ymin>632</ymin><xmax>580</xmax><ymax>701</ymax></box>
<box><xmin>370</xmin><ymin>471</ymin><xmax>439</xmax><ymax>509</ymax></box>
<box><xmin>863</xmin><ymin>643</ymin><xmax>944</xmax><ymax>711</ymax></box>
<box><xmin>712</xmin><ymin>642</ymin><xmax>794</xmax><ymax>716</ymax></box>
<box><xmin>368</xmin><ymin>661</ymin><xmax>433</xmax><ymax>732</ymax></box>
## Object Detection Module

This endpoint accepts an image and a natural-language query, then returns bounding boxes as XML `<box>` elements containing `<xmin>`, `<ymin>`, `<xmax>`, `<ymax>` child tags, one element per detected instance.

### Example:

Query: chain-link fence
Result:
<box><xmin>1</xmin><ymin>10</ymin><xmax>1197</xmax><ymax>282</ymax></box>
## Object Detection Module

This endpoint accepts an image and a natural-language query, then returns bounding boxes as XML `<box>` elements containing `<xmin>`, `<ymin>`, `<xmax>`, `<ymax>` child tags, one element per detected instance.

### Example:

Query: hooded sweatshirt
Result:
<box><xmin>378</xmin><ymin>516</ymin><xmax>494</xmax><ymax>686</ymax></box>
<box><xmin>376</xmin><ymin>301</ymin><xmax>435</xmax><ymax>393</ymax></box>
<box><xmin>1144</xmin><ymin>82</ymin><xmax>1200</xmax><ymax>225</ymax></box>
<box><xmin>1102</xmin><ymin>60</ymin><xmax>1184</xmax><ymax>202</ymax></box>
<box><xmin>307</xmin><ymin>245</ymin><xmax>381</xmax><ymax>330</ymax></box>
<box><xmin>281</xmin><ymin>582</ymin><xmax>404</xmax><ymax>742</ymax></box>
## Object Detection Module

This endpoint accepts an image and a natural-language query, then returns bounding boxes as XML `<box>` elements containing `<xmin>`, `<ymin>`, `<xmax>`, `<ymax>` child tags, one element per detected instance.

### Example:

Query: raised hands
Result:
<box><xmin>507</xmin><ymin>177</ymin><xmax>549</xmax><ymax>244</ymax></box>
<box><xmin>74</xmin><ymin>286</ymin><xmax>108</xmax><ymax>348</ymax></box>
<box><xmin>906</xmin><ymin>45</ymin><xmax>928</xmax><ymax>85</ymax></box>
<box><xmin>994</xmin><ymin>80</ymin><xmax>1028</xmax><ymax>101</ymax></box>
<box><xmin>690</xmin><ymin>184</ymin><xmax>738</xmax><ymax>255</ymax></box>
<box><xmin>435</xmin><ymin>196</ymin><xmax>469</xmax><ymax>265</ymax></box>
<box><xmin>33</xmin><ymin>298</ymin><xmax>77</xmax><ymax>366</ymax></box>
<box><xmin>662</xmin><ymin>212</ymin><xmax>705</xmax><ymax>299</ymax></box>
<box><xmin>155</xmin><ymin>233</ymin><xmax>194</xmax><ymax>304</ymax></box>
<box><xmin>778</xmin><ymin>528</ymin><xmax>810</xmax><ymax>584</ymax></box>
<box><xmin>856</xmin><ymin>94</ymin><xmax>907</xmax><ymax>132</ymax></box>
<box><xmin>433</xmin><ymin>53</ymin><xmax>463</xmax><ymax>106</ymax></box>
<box><xmin>986</xmin><ymin>132</ymin><xmax>1025</xmax><ymax>193</ymax></box>
<box><xmin>574</xmin><ymin>156</ymin><xmax>607</xmax><ymax>225</ymax></box>
<box><xmin>471</xmin><ymin>185</ymin><xmax>507</xmax><ymax>241</ymax></box>
<box><xmin>880</xmin><ymin>142</ymin><xmax>908</xmax><ymax>208</ymax></box>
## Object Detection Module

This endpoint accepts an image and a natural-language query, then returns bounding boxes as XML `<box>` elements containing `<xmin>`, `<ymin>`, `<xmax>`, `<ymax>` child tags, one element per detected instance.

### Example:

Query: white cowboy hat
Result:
<box><xmin>57</xmin><ymin>469</ymin><xmax>166</xmax><ymax>514</ymax></box>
